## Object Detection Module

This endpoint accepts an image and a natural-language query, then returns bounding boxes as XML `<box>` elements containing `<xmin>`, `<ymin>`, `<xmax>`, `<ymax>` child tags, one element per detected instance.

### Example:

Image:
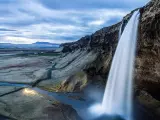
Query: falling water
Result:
<box><xmin>102</xmin><ymin>10</ymin><xmax>140</xmax><ymax>120</ymax></box>
<box><xmin>89</xmin><ymin>10</ymin><xmax>140</xmax><ymax>120</ymax></box>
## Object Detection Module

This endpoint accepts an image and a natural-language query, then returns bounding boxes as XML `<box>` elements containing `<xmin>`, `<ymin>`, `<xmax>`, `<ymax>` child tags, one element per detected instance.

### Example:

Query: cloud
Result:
<box><xmin>88</xmin><ymin>20</ymin><xmax>106</xmax><ymax>26</ymax></box>
<box><xmin>0</xmin><ymin>0</ymin><xmax>150</xmax><ymax>44</ymax></box>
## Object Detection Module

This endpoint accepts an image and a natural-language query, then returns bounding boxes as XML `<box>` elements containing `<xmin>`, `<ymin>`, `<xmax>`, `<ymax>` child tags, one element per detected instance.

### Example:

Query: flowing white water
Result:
<box><xmin>102</xmin><ymin>10</ymin><xmax>140</xmax><ymax>120</ymax></box>
<box><xmin>89</xmin><ymin>10</ymin><xmax>140</xmax><ymax>120</ymax></box>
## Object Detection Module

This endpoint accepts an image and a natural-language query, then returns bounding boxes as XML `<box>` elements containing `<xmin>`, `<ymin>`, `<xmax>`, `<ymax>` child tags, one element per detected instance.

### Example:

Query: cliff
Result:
<box><xmin>40</xmin><ymin>0</ymin><xmax>160</xmax><ymax>119</ymax></box>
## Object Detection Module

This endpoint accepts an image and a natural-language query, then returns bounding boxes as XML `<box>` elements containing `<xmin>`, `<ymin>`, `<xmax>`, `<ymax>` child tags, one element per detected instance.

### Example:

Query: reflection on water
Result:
<box><xmin>0</xmin><ymin>82</ymin><xmax>153</xmax><ymax>120</ymax></box>
<box><xmin>0</xmin><ymin>82</ymin><xmax>92</xmax><ymax>119</ymax></box>
<box><xmin>22</xmin><ymin>88</ymin><xmax>38</xmax><ymax>96</ymax></box>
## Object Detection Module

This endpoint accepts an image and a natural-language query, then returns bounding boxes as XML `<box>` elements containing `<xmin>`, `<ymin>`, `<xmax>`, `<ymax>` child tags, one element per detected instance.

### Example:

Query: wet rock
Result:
<box><xmin>0</xmin><ymin>88</ymin><xmax>82</xmax><ymax>120</ymax></box>
<box><xmin>137</xmin><ymin>90</ymin><xmax>160</xmax><ymax>118</ymax></box>
<box><xmin>44</xmin><ymin>103</ymin><xmax>82</xmax><ymax>120</ymax></box>
<box><xmin>93</xmin><ymin>115</ymin><xmax>125</xmax><ymax>120</ymax></box>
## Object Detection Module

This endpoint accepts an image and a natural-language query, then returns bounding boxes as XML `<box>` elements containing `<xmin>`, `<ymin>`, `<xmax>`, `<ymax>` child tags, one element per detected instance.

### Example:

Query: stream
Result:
<box><xmin>0</xmin><ymin>82</ymin><xmax>156</xmax><ymax>120</ymax></box>
<box><xmin>0</xmin><ymin>82</ymin><xmax>94</xmax><ymax>120</ymax></box>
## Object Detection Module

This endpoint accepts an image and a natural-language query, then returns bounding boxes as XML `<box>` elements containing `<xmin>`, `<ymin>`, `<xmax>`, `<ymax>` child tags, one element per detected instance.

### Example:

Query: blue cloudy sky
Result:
<box><xmin>0</xmin><ymin>0</ymin><xmax>150</xmax><ymax>44</ymax></box>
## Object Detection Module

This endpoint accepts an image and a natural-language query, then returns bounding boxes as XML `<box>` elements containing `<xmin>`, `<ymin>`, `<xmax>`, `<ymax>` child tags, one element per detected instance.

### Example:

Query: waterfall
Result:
<box><xmin>102</xmin><ymin>10</ymin><xmax>140</xmax><ymax>120</ymax></box>
<box><xmin>89</xmin><ymin>10</ymin><xmax>140</xmax><ymax>120</ymax></box>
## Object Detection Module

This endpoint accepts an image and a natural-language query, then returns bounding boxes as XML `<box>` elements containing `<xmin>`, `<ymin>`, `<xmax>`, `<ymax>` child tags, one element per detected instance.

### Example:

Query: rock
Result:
<box><xmin>39</xmin><ymin>71</ymin><xmax>89</xmax><ymax>92</ymax></box>
<box><xmin>137</xmin><ymin>90</ymin><xmax>160</xmax><ymax>118</ymax></box>
<box><xmin>0</xmin><ymin>56</ymin><xmax>53</xmax><ymax>84</ymax></box>
<box><xmin>133</xmin><ymin>0</ymin><xmax>160</xmax><ymax>118</ymax></box>
<box><xmin>93</xmin><ymin>115</ymin><xmax>125</xmax><ymax>120</ymax></box>
<box><xmin>51</xmin><ymin>50</ymin><xmax>98</xmax><ymax>80</ymax></box>
<box><xmin>0</xmin><ymin>86</ymin><xmax>22</xmax><ymax>96</ymax></box>
<box><xmin>56</xmin><ymin>0</ymin><xmax>160</xmax><ymax>118</ymax></box>
<box><xmin>33</xmin><ymin>68</ymin><xmax>50</xmax><ymax>82</ymax></box>
<box><xmin>135</xmin><ymin>0</ymin><xmax>160</xmax><ymax>101</ymax></box>
<box><xmin>0</xmin><ymin>88</ymin><xmax>82</xmax><ymax>120</ymax></box>
<box><xmin>60</xmin><ymin>35</ymin><xmax>90</xmax><ymax>52</ymax></box>
<box><xmin>38</xmin><ymin>79</ymin><xmax>62</xmax><ymax>92</ymax></box>
<box><xmin>44</xmin><ymin>103</ymin><xmax>82</xmax><ymax>120</ymax></box>
<box><xmin>0</xmin><ymin>114</ymin><xmax>15</xmax><ymax>120</ymax></box>
<box><xmin>59</xmin><ymin>71</ymin><xmax>89</xmax><ymax>92</ymax></box>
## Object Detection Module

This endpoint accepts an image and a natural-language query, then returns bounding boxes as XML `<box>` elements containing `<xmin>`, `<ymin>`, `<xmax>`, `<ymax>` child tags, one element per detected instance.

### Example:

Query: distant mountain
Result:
<box><xmin>33</xmin><ymin>42</ymin><xmax>59</xmax><ymax>46</ymax></box>
<box><xmin>0</xmin><ymin>42</ymin><xmax>60</xmax><ymax>50</ymax></box>
<box><xmin>32</xmin><ymin>42</ymin><xmax>59</xmax><ymax>48</ymax></box>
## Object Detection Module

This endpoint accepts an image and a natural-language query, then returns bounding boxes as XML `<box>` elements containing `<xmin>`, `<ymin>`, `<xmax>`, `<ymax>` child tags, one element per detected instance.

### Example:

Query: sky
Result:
<box><xmin>0</xmin><ymin>0</ymin><xmax>150</xmax><ymax>44</ymax></box>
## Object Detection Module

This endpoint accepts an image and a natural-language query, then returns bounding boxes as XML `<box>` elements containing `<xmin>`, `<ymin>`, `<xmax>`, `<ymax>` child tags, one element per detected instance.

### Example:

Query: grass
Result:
<box><xmin>52</xmin><ymin>100</ymin><xmax>61</xmax><ymax>105</ymax></box>
<box><xmin>39</xmin><ymin>71</ymin><xmax>89</xmax><ymax>92</ymax></box>
<box><xmin>39</xmin><ymin>81</ymin><xmax>62</xmax><ymax>92</ymax></box>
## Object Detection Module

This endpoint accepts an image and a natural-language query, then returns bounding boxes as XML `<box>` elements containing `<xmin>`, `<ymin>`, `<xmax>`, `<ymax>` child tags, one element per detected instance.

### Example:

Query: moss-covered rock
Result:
<box><xmin>38</xmin><ymin>80</ymin><xmax>62</xmax><ymax>92</ymax></box>
<box><xmin>58</xmin><ymin>71</ymin><xmax>89</xmax><ymax>92</ymax></box>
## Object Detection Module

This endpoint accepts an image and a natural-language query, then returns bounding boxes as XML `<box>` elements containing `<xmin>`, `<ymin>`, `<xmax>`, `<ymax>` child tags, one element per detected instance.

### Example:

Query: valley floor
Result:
<box><xmin>0</xmin><ymin>50</ymin><xmax>158</xmax><ymax>120</ymax></box>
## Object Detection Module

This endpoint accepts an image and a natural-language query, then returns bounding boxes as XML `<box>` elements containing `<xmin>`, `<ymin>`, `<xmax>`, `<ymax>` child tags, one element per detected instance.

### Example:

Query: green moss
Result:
<box><xmin>76</xmin><ymin>72</ymin><xmax>88</xmax><ymax>87</ymax></box>
<box><xmin>39</xmin><ymin>81</ymin><xmax>62</xmax><ymax>92</ymax></box>
<box><xmin>66</xmin><ymin>84</ymin><xmax>74</xmax><ymax>92</ymax></box>
<box><xmin>76</xmin><ymin>71</ymin><xmax>85</xmax><ymax>78</ymax></box>
<box><xmin>52</xmin><ymin>100</ymin><xmax>61</xmax><ymax>105</ymax></box>
<box><xmin>82</xmin><ymin>77</ymin><xmax>88</xmax><ymax>86</ymax></box>
<box><xmin>63</xmin><ymin>71</ymin><xmax>88</xmax><ymax>92</ymax></box>
<box><xmin>40</xmin><ymin>71</ymin><xmax>89</xmax><ymax>92</ymax></box>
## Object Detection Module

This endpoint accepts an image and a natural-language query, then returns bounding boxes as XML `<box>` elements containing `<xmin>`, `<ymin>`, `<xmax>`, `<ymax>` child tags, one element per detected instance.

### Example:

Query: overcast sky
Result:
<box><xmin>0</xmin><ymin>0</ymin><xmax>150</xmax><ymax>44</ymax></box>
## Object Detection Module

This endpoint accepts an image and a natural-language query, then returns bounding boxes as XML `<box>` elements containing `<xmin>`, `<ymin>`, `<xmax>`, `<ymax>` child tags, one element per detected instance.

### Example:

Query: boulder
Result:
<box><xmin>59</xmin><ymin>71</ymin><xmax>89</xmax><ymax>92</ymax></box>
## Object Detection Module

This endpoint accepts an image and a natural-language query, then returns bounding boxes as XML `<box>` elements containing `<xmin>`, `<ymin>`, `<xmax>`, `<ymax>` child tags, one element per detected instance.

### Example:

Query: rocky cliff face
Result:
<box><xmin>136</xmin><ymin>0</ymin><xmax>160</xmax><ymax>96</ymax></box>
<box><xmin>60</xmin><ymin>35</ymin><xmax>90</xmax><ymax>52</ymax></box>
<box><xmin>135</xmin><ymin>0</ymin><xmax>160</xmax><ymax>117</ymax></box>
<box><xmin>57</xmin><ymin>0</ymin><xmax>160</xmax><ymax>119</ymax></box>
